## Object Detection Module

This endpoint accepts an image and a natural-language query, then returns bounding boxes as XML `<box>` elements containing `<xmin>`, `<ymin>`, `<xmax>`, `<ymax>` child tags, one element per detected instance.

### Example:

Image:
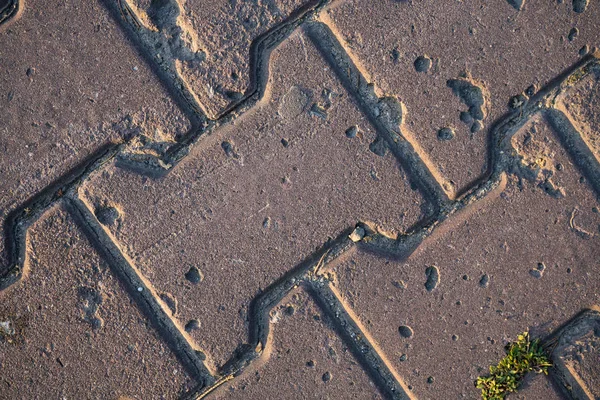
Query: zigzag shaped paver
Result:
<box><xmin>1</xmin><ymin>1</ymin><xmax>600</xmax><ymax>399</ymax></box>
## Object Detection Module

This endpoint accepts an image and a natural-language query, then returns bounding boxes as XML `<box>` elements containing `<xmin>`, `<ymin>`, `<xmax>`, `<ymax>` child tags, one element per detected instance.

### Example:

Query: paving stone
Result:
<box><xmin>81</xmin><ymin>29</ymin><xmax>425</xmax><ymax>370</ymax></box>
<box><xmin>331</xmin><ymin>116</ymin><xmax>600</xmax><ymax>398</ymax></box>
<box><xmin>0</xmin><ymin>206</ymin><xmax>194</xmax><ymax>398</ymax></box>
<box><xmin>121</xmin><ymin>0</ymin><xmax>319</xmax><ymax>119</ymax></box>
<box><xmin>223</xmin><ymin>290</ymin><xmax>383</xmax><ymax>399</ymax></box>
<box><xmin>550</xmin><ymin>307</ymin><xmax>600</xmax><ymax>399</ymax></box>
<box><xmin>507</xmin><ymin>374</ymin><xmax>564</xmax><ymax>400</ymax></box>
<box><xmin>325</xmin><ymin>0</ymin><xmax>600</xmax><ymax>194</ymax></box>
<box><xmin>0</xmin><ymin>0</ymin><xmax>190</xmax><ymax>266</ymax></box>
<box><xmin>1</xmin><ymin>1</ymin><xmax>600</xmax><ymax>399</ymax></box>
<box><xmin>559</xmin><ymin>67</ymin><xmax>600</xmax><ymax>158</ymax></box>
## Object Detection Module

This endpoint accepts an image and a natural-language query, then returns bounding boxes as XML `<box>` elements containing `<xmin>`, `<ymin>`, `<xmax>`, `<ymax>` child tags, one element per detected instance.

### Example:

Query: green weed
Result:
<box><xmin>476</xmin><ymin>331</ymin><xmax>552</xmax><ymax>400</ymax></box>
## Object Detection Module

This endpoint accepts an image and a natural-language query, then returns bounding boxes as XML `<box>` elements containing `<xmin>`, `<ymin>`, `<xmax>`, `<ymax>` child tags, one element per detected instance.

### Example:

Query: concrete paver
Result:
<box><xmin>0</xmin><ymin>207</ymin><xmax>194</xmax><ymax>398</ymax></box>
<box><xmin>81</xmin><ymin>29</ymin><xmax>424</xmax><ymax>370</ymax></box>
<box><xmin>1</xmin><ymin>1</ymin><xmax>600</xmax><ymax>399</ymax></box>
<box><xmin>325</xmin><ymin>0</ymin><xmax>600</xmax><ymax>195</ymax></box>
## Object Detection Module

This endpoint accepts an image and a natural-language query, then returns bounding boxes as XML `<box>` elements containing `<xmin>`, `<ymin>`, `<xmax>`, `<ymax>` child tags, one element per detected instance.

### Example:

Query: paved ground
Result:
<box><xmin>0</xmin><ymin>0</ymin><xmax>599</xmax><ymax>399</ymax></box>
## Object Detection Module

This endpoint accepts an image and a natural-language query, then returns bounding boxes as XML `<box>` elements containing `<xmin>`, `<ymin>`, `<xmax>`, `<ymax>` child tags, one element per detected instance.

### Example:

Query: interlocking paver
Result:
<box><xmin>560</xmin><ymin>68</ymin><xmax>600</xmax><ymax>158</ymax></box>
<box><xmin>224</xmin><ymin>290</ymin><xmax>382</xmax><ymax>399</ymax></box>
<box><xmin>0</xmin><ymin>206</ymin><xmax>194</xmax><ymax>398</ymax></box>
<box><xmin>549</xmin><ymin>307</ymin><xmax>600</xmax><ymax>399</ymax></box>
<box><xmin>325</xmin><ymin>0</ymin><xmax>600</xmax><ymax>195</ymax></box>
<box><xmin>1</xmin><ymin>1</ymin><xmax>600</xmax><ymax>399</ymax></box>
<box><xmin>0</xmin><ymin>0</ymin><xmax>189</xmax><ymax>265</ymax></box>
<box><xmin>117</xmin><ymin>0</ymin><xmax>321</xmax><ymax>119</ymax></box>
<box><xmin>507</xmin><ymin>374</ymin><xmax>563</xmax><ymax>400</ymax></box>
<box><xmin>81</xmin><ymin>28</ymin><xmax>424</xmax><ymax>370</ymax></box>
<box><xmin>331</xmin><ymin>115</ymin><xmax>600</xmax><ymax>398</ymax></box>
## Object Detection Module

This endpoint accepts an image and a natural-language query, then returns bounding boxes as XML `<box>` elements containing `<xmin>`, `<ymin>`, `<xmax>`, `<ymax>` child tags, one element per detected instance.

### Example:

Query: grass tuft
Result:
<box><xmin>476</xmin><ymin>331</ymin><xmax>552</xmax><ymax>400</ymax></box>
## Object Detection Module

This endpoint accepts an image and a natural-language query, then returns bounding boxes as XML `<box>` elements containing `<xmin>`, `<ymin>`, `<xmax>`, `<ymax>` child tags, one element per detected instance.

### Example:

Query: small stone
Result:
<box><xmin>0</xmin><ymin>321</ymin><xmax>14</xmax><ymax>336</ymax></box>
<box><xmin>309</xmin><ymin>103</ymin><xmax>328</xmax><ymax>120</ymax></box>
<box><xmin>399</xmin><ymin>325</ymin><xmax>414</xmax><ymax>338</ymax></box>
<box><xmin>281</xmin><ymin>138</ymin><xmax>289</xmax><ymax>147</ymax></box>
<box><xmin>159</xmin><ymin>292</ymin><xmax>178</xmax><ymax>315</ymax></box>
<box><xmin>185</xmin><ymin>266</ymin><xmax>204</xmax><ymax>284</ymax></box>
<box><xmin>306</xmin><ymin>360</ymin><xmax>316</xmax><ymax>368</ymax></box>
<box><xmin>349</xmin><ymin>226</ymin><xmax>365</xmax><ymax>242</ymax></box>
<box><xmin>285</xmin><ymin>305</ymin><xmax>295</xmax><ymax>316</ymax></box>
<box><xmin>137</xmin><ymin>287</ymin><xmax>143</xmax><ymax>292</ymax></box>
<box><xmin>184</xmin><ymin>319</ymin><xmax>200</xmax><ymax>332</ymax></box>
<box><xmin>369</xmin><ymin>137</ymin><xmax>388</xmax><ymax>157</ymax></box>
<box><xmin>399</xmin><ymin>354</ymin><xmax>408</xmax><ymax>362</ymax></box>
<box><xmin>414</xmin><ymin>55</ymin><xmax>432</xmax><ymax>73</ymax></box>
<box><xmin>427</xmin><ymin>376</ymin><xmax>435</xmax><ymax>384</ymax></box>
<box><xmin>452</xmin><ymin>334</ymin><xmax>459</xmax><ymax>341</ymax></box>
<box><xmin>345</xmin><ymin>125</ymin><xmax>359</xmax><ymax>138</ymax></box>
<box><xmin>322</xmin><ymin>371</ymin><xmax>332</xmax><ymax>382</ymax></box>
<box><xmin>437</xmin><ymin>127</ymin><xmax>455</xmax><ymax>141</ymax></box>
<box><xmin>579</xmin><ymin>45</ymin><xmax>589</xmax><ymax>56</ymax></box>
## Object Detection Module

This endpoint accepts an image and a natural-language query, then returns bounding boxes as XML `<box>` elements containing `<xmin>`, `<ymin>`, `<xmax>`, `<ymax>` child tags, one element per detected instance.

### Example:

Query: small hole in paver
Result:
<box><xmin>185</xmin><ymin>319</ymin><xmax>200</xmax><ymax>332</ymax></box>
<box><xmin>479</xmin><ymin>274</ymin><xmax>490</xmax><ymax>288</ymax></box>
<box><xmin>424</xmin><ymin>266</ymin><xmax>440</xmax><ymax>292</ymax></box>
<box><xmin>414</xmin><ymin>55</ymin><xmax>432</xmax><ymax>73</ymax></box>
<box><xmin>95</xmin><ymin>206</ymin><xmax>120</xmax><ymax>226</ymax></box>
<box><xmin>345</xmin><ymin>125</ymin><xmax>359</xmax><ymax>138</ymax></box>
<box><xmin>185</xmin><ymin>266</ymin><xmax>204</xmax><ymax>284</ymax></box>
<box><xmin>437</xmin><ymin>127</ymin><xmax>455</xmax><ymax>141</ymax></box>
<box><xmin>399</xmin><ymin>325</ymin><xmax>414</xmax><ymax>338</ymax></box>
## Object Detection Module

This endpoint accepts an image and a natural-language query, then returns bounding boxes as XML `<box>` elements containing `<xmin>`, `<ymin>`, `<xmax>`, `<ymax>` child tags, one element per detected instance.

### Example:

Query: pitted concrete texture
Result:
<box><xmin>0</xmin><ymin>207</ymin><xmax>193</xmax><ymax>398</ymax></box>
<box><xmin>1</xmin><ymin>0</ymin><xmax>599</xmax><ymax>399</ymax></box>
<box><xmin>224</xmin><ymin>290</ymin><xmax>383</xmax><ymax>400</ymax></box>
<box><xmin>0</xmin><ymin>0</ymin><xmax>190</xmax><ymax>267</ymax></box>
<box><xmin>81</xmin><ymin>29</ymin><xmax>424</xmax><ymax>369</ymax></box>
<box><xmin>324</xmin><ymin>0</ymin><xmax>600</xmax><ymax>195</ymax></box>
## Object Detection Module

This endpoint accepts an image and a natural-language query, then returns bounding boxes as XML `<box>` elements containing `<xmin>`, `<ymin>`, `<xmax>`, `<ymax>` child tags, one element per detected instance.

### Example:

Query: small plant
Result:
<box><xmin>476</xmin><ymin>331</ymin><xmax>552</xmax><ymax>400</ymax></box>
